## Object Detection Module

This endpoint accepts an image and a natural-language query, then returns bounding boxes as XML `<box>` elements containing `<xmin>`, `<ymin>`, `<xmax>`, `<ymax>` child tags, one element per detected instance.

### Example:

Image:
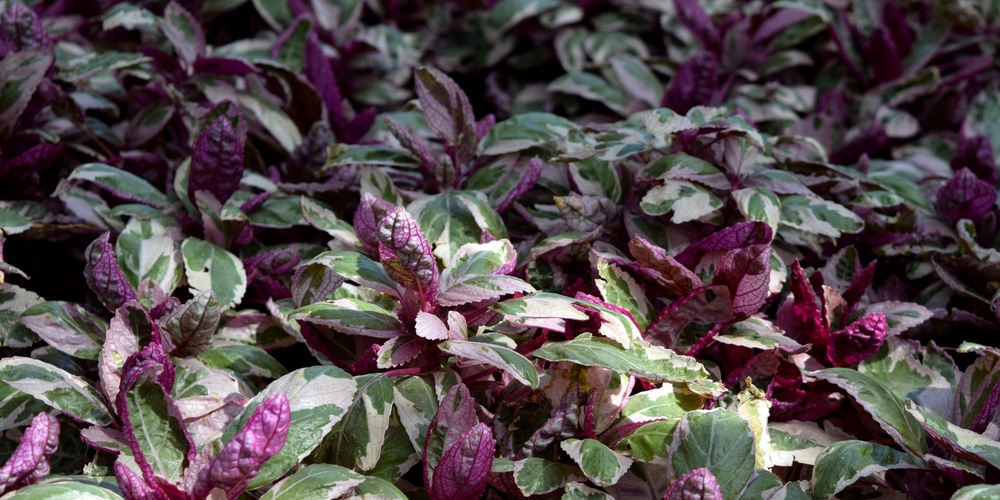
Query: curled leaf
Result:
<box><xmin>354</xmin><ymin>193</ymin><xmax>395</xmax><ymax>255</ymax></box>
<box><xmin>0</xmin><ymin>413</ymin><xmax>59</xmax><ymax>495</ymax></box>
<box><xmin>936</xmin><ymin>168</ymin><xmax>996</xmax><ymax>225</ymax></box>
<box><xmin>192</xmin><ymin>393</ymin><xmax>291</xmax><ymax>500</ymax></box>
<box><xmin>827</xmin><ymin>313</ymin><xmax>887</xmax><ymax>367</ymax></box>
<box><xmin>377</xmin><ymin>207</ymin><xmax>440</xmax><ymax>308</ymax></box>
<box><xmin>84</xmin><ymin>232</ymin><xmax>138</xmax><ymax>312</ymax></box>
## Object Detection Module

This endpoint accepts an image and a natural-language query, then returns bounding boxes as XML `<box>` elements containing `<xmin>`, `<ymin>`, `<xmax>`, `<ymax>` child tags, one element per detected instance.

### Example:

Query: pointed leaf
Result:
<box><xmin>0</xmin><ymin>357</ymin><xmax>112</xmax><ymax>426</ymax></box>
<box><xmin>85</xmin><ymin>233</ymin><xmax>138</xmax><ymax>312</ymax></box>
<box><xmin>160</xmin><ymin>291</ymin><xmax>222</xmax><ymax>357</ymax></box>
<box><xmin>160</xmin><ymin>2</ymin><xmax>204</xmax><ymax>67</ymax></box>
<box><xmin>936</xmin><ymin>168</ymin><xmax>997</xmax><ymax>225</ymax></box>
<box><xmin>534</xmin><ymin>334</ymin><xmax>724</xmax><ymax>396</ymax></box>
<box><xmin>220</xmin><ymin>366</ymin><xmax>357</xmax><ymax>488</ymax></box>
<box><xmin>513</xmin><ymin>457</ymin><xmax>581</xmax><ymax>496</ymax></box>
<box><xmin>0</xmin><ymin>49</ymin><xmax>52</xmax><ymax>139</ymax></box>
<box><xmin>115</xmin><ymin>217</ymin><xmax>183</xmax><ymax>295</ymax></box>
<box><xmin>810</xmin><ymin>440</ymin><xmax>923</xmax><ymax>499</ymax></box>
<box><xmin>192</xmin><ymin>393</ymin><xmax>290</xmax><ymax>499</ymax></box>
<box><xmin>905</xmin><ymin>400</ymin><xmax>1000</xmax><ymax>470</ymax></box>
<box><xmin>60</xmin><ymin>163</ymin><xmax>170</xmax><ymax>208</ymax></box>
<box><xmin>712</xmin><ymin>245</ymin><xmax>770</xmax><ymax>319</ymax></box>
<box><xmin>430</xmin><ymin>423</ymin><xmax>494</xmax><ymax>500</ymax></box>
<box><xmin>313</xmin><ymin>373</ymin><xmax>394</xmax><ymax>472</ymax></box>
<box><xmin>290</xmin><ymin>299</ymin><xmax>401</xmax><ymax>338</ymax></box>
<box><xmin>423</xmin><ymin>383</ymin><xmax>479</xmax><ymax>494</ymax></box>
<box><xmin>259</xmin><ymin>464</ymin><xmax>365</xmax><ymax>500</ymax></box>
<box><xmin>20</xmin><ymin>301</ymin><xmax>106</xmax><ymax>360</ymax></box>
<box><xmin>189</xmin><ymin>110</ymin><xmax>245</xmax><ymax>207</ymax></box>
<box><xmin>779</xmin><ymin>195</ymin><xmax>864</xmax><ymax>237</ymax></box>
<box><xmin>378</xmin><ymin>207</ymin><xmax>439</xmax><ymax>305</ymax></box>
<box><xmin>0</xmin><ymin>413</ymin><xmax>59</xmax><ymax>495</ymax></box>
<box><xmin>827</xmin><ymin>313</ymin><xmax>887</xmax><ymax>367</ymax></box>
<box><xmin>439</xmin><ymin>339</ymin><xmax>539</xmax><ymax>388</ymax></box>
<box><xmin>415</xmin><ymin>67</ymin><xmax>478</xmax><ymax>165</ymax></box>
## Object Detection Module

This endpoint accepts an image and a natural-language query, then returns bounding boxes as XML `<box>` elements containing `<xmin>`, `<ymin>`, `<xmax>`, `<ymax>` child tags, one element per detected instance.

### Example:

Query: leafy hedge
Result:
<box><xmin>1</xmin><ymin>0</ymin><xmax>1000</xmax><ymax>499</ymax></box>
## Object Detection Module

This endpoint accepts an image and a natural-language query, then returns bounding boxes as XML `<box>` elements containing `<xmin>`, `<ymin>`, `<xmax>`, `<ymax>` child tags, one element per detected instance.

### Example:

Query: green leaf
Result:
<box><xmin>484</xmin><ymin>0</ymin><xmax>560</xmax><ymax>40</ymax></box>
<box><xmin>644</xmin><ymin>154</ymin><xmax>730</xmax><ymax>190</ymax></box>
<box><xmin>859</xmin><ymin>337</ymin><xmax>953</xmax><ymax>419</ymax></box>
<box><xmin>813</xmin><ymin>368</ymin><xmax>926</xmax><ymax>454</ymax></box>
<box><xmin>365</xmin><ymin>422</ymin><xmax>419</xmax><ymax>482</ymax></box>
<box><xmin>0</xmin><ymin>381</ymin><xmax>50</xmax><ymax>432</ymax></box>
<box><xmin>2</xmin><ymin>476</ymin><xmax>124</xmax><ymax>499</ymax></box>
<box><xmin>259</xmin><ymin>464</ymin><xmax>365</xmax><ymax>500</ymax></box>
<box><xmin>251</xmin><ymin>0</ymin><xmax>293</xmax><ymax>29</ymax></box>
<box><xmin>181</xmin><ymin>237</ymin><xmax>248</xmax><ymax>309</ymax></box>
<box><xmin>325</xmin><ymin>145</ymin><xmax>418</xmax><ymax>169</ymax></box>
<box><xmin>0</xmin><ymin>357</ymin><xmax>112</xmax><ymax>426</ymax></box>
<box><xmin>534</xmin><ymin>334</ymin><xmax>723</xmax><ymax>395</ymax></box>
<box><xmin>290</xmin><ymin>299</ymin><xmax>401</xmax><ymax>338</ymax></box>
<box><xmin>560</xmin><ymin>438</ymin><xmax>632</xmax><ymax>487</ymax></box>
<box><xmin>669</xmin><ymin>409</ymin><xmax>756</xmax><ymax>500</ymax></box>
<box><xmin>313</xmin><ymin>374</ymin><xmax>394</xmax><ymax>471</ymax></box>
<box><xmin>353</xmin><ymin>475</ymin><xmax>409</xmax><ymax>499</ymax></box>
<box><xmin>609</xmin><ymin>55</ymin><xmax>663</xmax><ymax>108</ymax></box>
<box><xmin>58</xmin><ymin>163</ymin><xmax>170</xmax><ymax>209</ymax></box>
<box><xmin>0</xmin><ymin>49</ymin><xmax>53</xmax><ymax>139</ymax></box>
<box><xmin>621</xmin><ymin>384</ymin><xmax>702</xmax><ymax>422</ymax></box>
<box><xmin>733</xmin><ymin>187</ymin><xmax>782</xmax><ymax>234</ymax></box>
<box><xmin>122</xmin><ymin>372</ymin><xmax>189</xmax><ymax>481</ymax></box>
<box><xmin>20</xmin><ymin>301</ymin><xmax>106</xmax><ymax>360</ymax></box>
<box><xmin>549</xmin><ymin>72</ymin><xmax>629</xmax><ymax>115</ymax></box>
<box><xmin>198</xmin><ymin>344</ymin><xmax>288</xmax><ymax>378</ymax></box>
<box><xmin>223</xmin><ymin>192</ymin><xmax>306</xmax><ymax>228</ymax></box>
<box><xmin>905</xmin><ymin>400</ymin><xmax>1000</xmax><ymax>469</ymax></box>
<box><xmin>810</xmin><ymin>440</ymin><xmax>923</xmax><ymax>499</ymax></box>
<box><xmin>300</xmin><ymin>198</ymin><xmax>358</xmax><ymax>245</ymax></box>
<box><xmin>392</xmin><ymin>376</ymin><xmax>438</xmax><ymax>452</ymax></box>
<box><xmin>479</xmin><ymin>112</ymin><xmax>578</xmax><ymax>155</ymax></box>
<box><xmin>439</xmin><ymin>339</ymin><xmax>539</xmax><ymax>388</ymax></box>
<box><xmin>623</xmin><ymin>420</ymin><xmax>678</xmax><ymax>462</ymax></box>
<box><xmin>115</xmin><ymin>216</ymin><xmax>182</xmax><ymax>294</ymax></box>
<box><xmin>57</xmin><ymin>50</ymin><xmax>151</xmax><ymax>83</ymax></box>
<box><xmin>222</xmin><ymin>366</ymin><xmax>358</xmax><ymax>488</ymax></box>
<box><xmin>964</xmin><ymin>85</ymin><xmax>1000</xmax><ymax>166</ymax></box>
<box><xmin>102</xmin><ymin>4</ymin><xmax>157</xmax><ymax>31</ymax></box>
<box><xmin>641</xmin><ymin>180</ymin><xmax>723</xmax><ymax>224</ymax></box>
<box><xmin>562</xmin><ymin>482</ymin><xmax>613</xmax><ymax>500</ymax></box>
<box><xmin>409</xmin><ymin>191</ymin><xmax>506</xmax><ymax>263</ymax></box>
<box><xmin>952</xmin><ymin>485</ymin><xmax>1000</xmax><ymax>500</ymax></box>
<box><xmin>513</xmin><ymin>457</ymin><xmax>582</xmax><ymax>496</ymax></box>
<box><xmin>0</xmin><ymin>283</ymin><xmax>43</xmax><ymax>348</ymax></box>
<box><xmin>779</xmin><ymin>195</ymin><xmax>864</xmax><ymax>237</ymax></box>
<box><xmin>595</xmin><ymin>259</ymin><xmax>653</xmax><ymax>332</ymax></box>
<box><xmin>305</xmin><ymin>251</ymin><xmax>396</xmax><ymax>295</ymax></box>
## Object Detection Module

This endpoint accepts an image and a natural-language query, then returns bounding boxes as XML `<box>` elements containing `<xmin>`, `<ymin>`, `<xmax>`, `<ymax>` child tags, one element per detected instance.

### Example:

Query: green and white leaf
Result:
<box><xmin>439</xmin><ymin>338</ymin><xmax>539</xmax><ymax>388</ymax></box>
<box><xmin>905</xmin><ymin>400</ymin><xmax>1000</xmax><ymax>469</ymax></box>
<box><xmin>0</xmin><ymin>357</ymin><xmax>112</xmax><ymax>425</ymax></box>
<box><xmin>289</xmin><ymin>299</ymin><xmax>401</xmax><ymax>338</ymax></box>
<box><xmin>595</xmin><ymin>259</ymin><xmax>653</xmax><ymax>331</ymax></box>
<box><xmin>181</xmin><ymin>237</ymin><xmax>248</xmax><ymax>309</ymax></box>
<box><xmin>779</xmin><ymin>195</ymin><xmax>864</xmax><ymax>237</ymax></box>
<box><xmin>534</xmin><ymin>334</ymin><xmax>724</xmax><ymax>396</ymax></box>
<box><xmin>260</xmin><ymin>464</ymin><xmax>365</xmax><ymax>500</ymax></box>
<box><xmin>116</xmin><ymin>216</ymin><xmax>183</xmax><ymax>294</ymax></box>
<box><xmin>392</xmin><ymin>375</ymin><xmax>438</xmax><ymax>452</ymax></box>
<box><xmin>58</xmin><ymin>163</ymin><xmax>170</xmax><ymax>208</ymax></box>
<box><xmin>198</xmin><ymin>344</ymin><xmax>288</xmax><ymax>379</ymax></box>
<box><xmin>20</xmin><ymin>301</ymin><xmax>106</xmax><ymax>360</ymax></box>
<box><xmin>810</xmin><ymin>440</ymin><xmax>923</xmax><ymax>499</ymax></box>
<box><xmin>222</xmin><ymin>366</ymin><xmax>358</xmax><ymax>488</ymax></box>
<box><xmin>513</xmin><ymin>457</ymin><xmax>582</xmax><ymax>496</ymax></box>
<box><xmin>733</xmin><ymin>187</ymin><xmax>782</xmax><ymax>234</ymax></box>
<box><xmin>560</xmin><ymin>438</ymin><xmax>632</xmax><ymax>487</ymax></box>
<box><xmin>0</xmin><ymin>283</ymin><xmax>43</xmax><ymax>348</ymax></box>
<box><xmin>641</xmin><ymin>180</ymin><xmax>723</xmax><ymax>224</ymax></box>
<box><xmin>316</xmin><ymin>373</ymin><xmax>394</xmax><ymax>471</ymax></box>
<box><xmin>669</xmin><ymin>409</ymin><xmax>756</xmax><ymax>500</ymax></box>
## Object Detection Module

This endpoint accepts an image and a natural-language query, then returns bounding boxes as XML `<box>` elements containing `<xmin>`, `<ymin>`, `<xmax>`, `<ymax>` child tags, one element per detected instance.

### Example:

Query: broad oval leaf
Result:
<box><xmin>259</xmin><ymin>464</ymin><xmax>365</xmax><ymax>500</ymax></box>
<box><xmin>220</xmin><ymin>366</ymin><xmax>358</xmax><ymax>488</ymax></box>
<box><xmin>181</xmin><ymin>237</ymin><xmax>247</xmax><ymax>310</ymax></box>
<box><xmin>641</xmin><ymin>180</ymin><xmax>723</xmax><ymax>224</ymax></box>
<box><xmin>810</xmin><ymin>440</ymin><xmax>923</xmax><ymax>499</ymax></box>
<box><xmin>560</xmin><ymin>438</ymin><xmax>631</xmax><ymax>487</ymax></box>
<box><xmin>669</xmin><ymin>409</ymin><xmax>756</xmax><ymax>500</ymax></box>
<box><xmin>439</xmin><ymin>339</ymin><xmax>539</xmax><ymax>388</ymax></box>
<box><xmin>1</xmin><ymin>476</ymin><xmax>125</xmax><ymax>499</ymax></box>
<box><xmin>0</xmin><ymin>357</ymin><xmax>112</xmax><ymax>426</ymax></box>
<box><xmin>534</xmin><ymin>334</ymin><xmax>724</xmax><ymax>396</ymax></box>
<box><xmin>813</xmin><ymin>368</ymin><xmax>926</xmax><ymax>454</ymax></box>
<box><xmin>512</xmin><ymin>457</ymin><xmax>581</xmax><ymax>496</ymax></box>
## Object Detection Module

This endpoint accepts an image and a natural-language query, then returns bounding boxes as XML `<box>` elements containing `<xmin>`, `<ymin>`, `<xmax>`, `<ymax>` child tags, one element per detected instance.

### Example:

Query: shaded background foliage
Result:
<box><xmin>1</xmin><ymin>0</ymin><xmax>1000</xmax><ymax>499</ymax></box>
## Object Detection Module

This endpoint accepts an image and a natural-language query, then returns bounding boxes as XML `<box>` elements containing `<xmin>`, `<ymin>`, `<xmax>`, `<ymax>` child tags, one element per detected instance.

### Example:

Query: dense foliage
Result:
<box><xmin>1</xmin><ymin>0</ymin><xmax>1000</xmax><ymax>498</ymax></box>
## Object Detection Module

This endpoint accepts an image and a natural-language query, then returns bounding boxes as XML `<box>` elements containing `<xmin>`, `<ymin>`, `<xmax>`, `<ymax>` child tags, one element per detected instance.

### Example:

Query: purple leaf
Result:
<box><xmin>304</xmin><ymin>32</ymin><xmax>346</xmax><ymax>132</ymax></box>
<box><xmin>159</xmin><ymin>290</ymin><xmax>221</xmax><ymax>357</ymax></box>
<box><xmin>712</xmin><ymin>244</ymin><xmax>771</xmax><ymax>320</ymax></box>
<box><xmin>84</xmin><ymin>232</ymin><xmax>138</xmax><ymax>312</ymax></box>
<box><xmin>520</xmin><ymin>385</ymin><xmax>583</xmax><ymax>457</ymax></box>
<box><xmin>377</xmin><ymin>207</ymin><xmax>440</xmax><ymax>309</ymax></box>
<box><xmin>191</xmin><ymin>57</ymin><xmax>260</xmax><ymax>76</ymax></box>
<box><xmin>430</xmin><ymin>423</ymin><xmax>495</xmax><ymax>500</ymax></box>
<box><xmin>775</xmin><ymin>260</ymin><xmax>829</xmax><ymax>349</ymax></box>
<box><xmin>829</xmin><ymin>124</ymin><xmax>889</xmax><ymax>165</ymax></box>
<box><xmin>0</xmin><ymin>413</ymin><xmax>59</xmax><ymax>495</ymax></box>
<box><xmin>866</xmin><ymin>26</ymin><xmax>902</xmax><ymax>84</ymax></box>
<box><xmin>476</xmin><ymin>114</ymin><xmax>496</xmax><ymax>140</ymax></box>
<box><xmin>826</xmin><ymin>313</ymin><xmax>887</xmax><ymax>366</ymax></box>
<box><xmin>674</xmin><ymin>221</ymin><xmax>772</xmax><ymax>268</ymax></box>
<box><xmin>191</xmin><ymin>393</ymin><xmax>290</xmax><ymax>500</ymax></box>
<box><xmin>752</xmin><ymin>8</ymin><xmax>815</xmax><ymax>45</ymax></box>
<box><xmin>882</xmin><ymin>2</ymin><xmax>912</xmax><ymax>58</ymax></box>
<box><xmin>348</xmin><ymin>106</ymin><xmax>377</xmax><ymax>143</ymax></box>
<box><xmin>951</xmin><ymin>135</ymin><xmax>998</xmax><ymax>185</ymax></box>
<box><xmin>672</xmin><ymin>0</ymin><xmax>719</xmax><ymax>51</ymax></box>
<box><xmin>189</xmin><ymin>105</ymin><xmax>245</xmax><ymax>207</ymax></box>
<box><xmin>424</xmin><ymin>383</ymin><xmax>480</xmax><ymax>493</ymax></box>
<box><xmin>662</xmin><ymin>52</ymin><xmax>718</xmax><ymax>115</ymax></box>
<box><xmin>283</xmin><ymin>121</ymin><xmax>334</xmax><ymax>181</ymax></box>
<box><xmin>664</xmin><ymin>467</ymin><xmax>723</xmax><ymax>500</ymax></box>
<box><xmin>114</xmin><ymin>462</ymin><xmax>166</xmax><ymax>500</ymax></box>
<box><xmin>841</xmin><ymin>259</ymin><xmax>876</xmax><ymax>311</ymax></box>
<box><xmin>629</xmin><ymin>236</ymin><xmax>703</xmax><ymax>298</ymax></box>
<box><xmin>1</xmin><ymin>141</ymin><xmax>64</xmax><ymax>184</ymax></box>
<box><xmin>354</xmin><ymin>193</ymin><xmax>396</xmax><ymax>255</ymax></box>
<box><xmin>415</xmin><ymin>67</ymin><xmax>478</xmax><ymax>165</ymax></box>
<box><xmin>936</xmin><ymin>168</ymin><xmax>997</xmax><ymax>225</ymax></box>
<box><xmin>161</xmin><ymin>2</ymin><xmax>204</xmax><ymax>68</ymax></box>
<box><xmin>387</xmin><ymin>116</ymin><xmax>439</xmax><ymax>180</ymax></box>
<box><xmin>0</xmin><ymin>2</ymin><xmax>49</xmax><ymax>57</ymax></box>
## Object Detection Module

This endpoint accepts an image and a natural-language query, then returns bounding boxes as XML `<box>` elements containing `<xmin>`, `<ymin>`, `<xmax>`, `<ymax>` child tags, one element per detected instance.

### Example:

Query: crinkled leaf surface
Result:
<box><xmin>669</xmin><ymin>409</ymin><xmax>756</xmax><ymax>500</ymax></box>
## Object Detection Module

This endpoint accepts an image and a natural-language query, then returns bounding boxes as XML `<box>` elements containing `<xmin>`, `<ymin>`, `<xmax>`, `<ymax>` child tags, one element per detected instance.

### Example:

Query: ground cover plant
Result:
<box><xmin>1</xmin><ymin>0</ymin><xmax>1000</xmax><ymax>498</ymax></box>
